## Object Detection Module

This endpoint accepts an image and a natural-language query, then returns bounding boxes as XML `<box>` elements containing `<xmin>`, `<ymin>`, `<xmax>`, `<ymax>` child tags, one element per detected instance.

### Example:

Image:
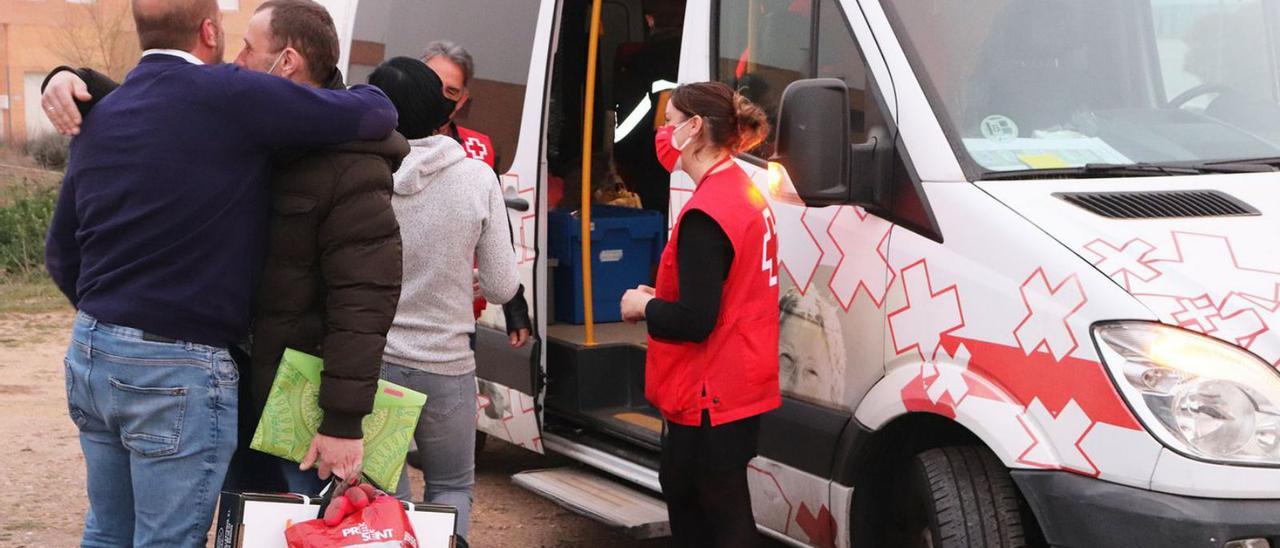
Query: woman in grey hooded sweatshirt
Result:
<box><xmin>368</xmin><ymin>57</ymin><xmax>520</xmax><ymax>546</ymax></box>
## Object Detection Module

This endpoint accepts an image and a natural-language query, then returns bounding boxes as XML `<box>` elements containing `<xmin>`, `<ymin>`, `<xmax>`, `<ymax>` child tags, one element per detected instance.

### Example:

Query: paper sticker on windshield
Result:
<box><xmin>963</xmin><ymin>137</ymin><xmax>1132</xmax><ymax>172</ymax></box>
<box><xmin>980</xmin><ymin>115</ymin><xmax>1019</xmax><ymax>142</ymax></box>
<box><xmin>1018</xmin><ymin>153</ymin><xmax>1069</xmax><ymax>169</ymax></box>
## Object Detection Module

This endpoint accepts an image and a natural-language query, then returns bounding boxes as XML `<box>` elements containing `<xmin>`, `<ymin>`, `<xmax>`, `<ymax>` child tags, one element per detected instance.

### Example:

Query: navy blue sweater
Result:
<box><xmin>45</xmin><ymin>54</ymin><xmax>399</xmax><ymax>347</ymax></box>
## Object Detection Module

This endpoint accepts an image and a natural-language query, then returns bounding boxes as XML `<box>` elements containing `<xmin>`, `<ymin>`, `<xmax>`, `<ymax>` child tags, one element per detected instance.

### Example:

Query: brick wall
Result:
<box><xmin>0</xmin><ymin>0</ymin><xmax>266</xmax><ymax>144</ymax></box>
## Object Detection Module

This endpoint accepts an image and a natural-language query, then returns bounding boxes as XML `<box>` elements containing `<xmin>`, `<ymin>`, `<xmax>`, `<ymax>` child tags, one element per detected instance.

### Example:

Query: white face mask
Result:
<box><xmin>671</xmin><ymin>117</ymin><xmax>698</xmax><ymax>152</ymax></box>
<box><xmin>265</xmin><ymin>50</ymin><xmax>286</xmax><ymax>76</ymax></box>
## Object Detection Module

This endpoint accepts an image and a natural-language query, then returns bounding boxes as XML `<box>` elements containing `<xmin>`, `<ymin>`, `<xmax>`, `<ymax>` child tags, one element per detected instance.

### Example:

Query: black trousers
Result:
<box><xmin>660</xmin><ymin>411</ymin><xmax>762</xmax><ymax>548</ymax></box>
<box><xmin>222</xmin><ymin>344</ymin><xmax>285</xmax><ymax>493</ymax></box>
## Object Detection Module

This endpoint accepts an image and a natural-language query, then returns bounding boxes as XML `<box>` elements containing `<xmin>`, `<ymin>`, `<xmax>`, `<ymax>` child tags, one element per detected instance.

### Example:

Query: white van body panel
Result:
<box><xmin>857</xmin><ymin>182</ymin><xmax>1166</xmax><ymax>491</ymax></box>
<box><xmin>976</xmin><ymin>175</ymin><xmax>1280</xmax><ymax>498</ymax></box>
<box><xmin>676</xmin><ymin>0</ymin><xmax>712</xmax><ymax>83</ymax></box>
<box><xmin>838</xmin><ymin>0</ymin><xmax>895</xmax><ymax>115</ymax></box>
<box><xmin>669</xmin><ymin>0</ymin><xmax>712</xmax><ymax>231</ymax></box>
<box><xmin>748</xmin><ymin>457</ymin><xmax>852</xmax><ymax>547</ymax></box>
<box><xmin>978</xmin><ymin>175</ymin><xmax>1280</xmax><ymax>368</ymax></box>
<box><xmin>1150</xmin><ymin>448</ymin><xmax>1280</xmax><ymax>499</ymax></box>
<box><xmin>315</xmin><ymin>0</ymin><xmax>359</xmax><ymax>74</ymax></box>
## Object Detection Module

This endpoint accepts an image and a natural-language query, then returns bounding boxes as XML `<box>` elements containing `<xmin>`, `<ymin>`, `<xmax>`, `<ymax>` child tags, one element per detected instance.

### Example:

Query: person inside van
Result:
<box><xmin>620</xmin><ymin>81</ymin><xmax>780</xmax><ymax>548</ymax></box>
<box><xmin>367</xmin><ymin>57</ymin><xmax>522</xmax><ymax>548</ymax></box>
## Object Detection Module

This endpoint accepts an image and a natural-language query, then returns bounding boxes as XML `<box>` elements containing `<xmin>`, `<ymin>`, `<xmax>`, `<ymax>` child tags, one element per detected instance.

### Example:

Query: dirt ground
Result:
<box><xmin>0</xmin><ymin>311</ymin><xmax>668</xmax><ymax>547</ymax></box>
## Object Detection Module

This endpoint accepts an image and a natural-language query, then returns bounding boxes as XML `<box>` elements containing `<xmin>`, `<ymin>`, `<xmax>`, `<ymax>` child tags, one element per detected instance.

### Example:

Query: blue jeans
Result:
<box><xmin>278</xmin><ymin>456</ymin><xmax>328</xmax><ymax>495</ymax></box>
<box><xmin>64</xmin><ymin>312</ymin><xmax>239</xmax><ymax>548</ymax></box>
<box><xmin>384</xmin><ymin>364</ymin><xmax>476</xmax><ymax>540</ymax></box>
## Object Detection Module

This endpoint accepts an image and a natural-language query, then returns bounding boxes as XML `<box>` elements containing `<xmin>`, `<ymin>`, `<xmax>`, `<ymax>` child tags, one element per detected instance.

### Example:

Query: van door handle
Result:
<box><xmin>504</xmin><ymin>187</ymin><xmax>530</xmax><ymax>212</ymax></box>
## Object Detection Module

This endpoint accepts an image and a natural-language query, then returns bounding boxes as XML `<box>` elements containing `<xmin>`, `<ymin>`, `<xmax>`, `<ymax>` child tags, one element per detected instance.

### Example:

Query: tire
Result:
<box><xmin>906</xmin><ymin>446</ymin><xmax>1033</xmax><ymax>548</ymax></box>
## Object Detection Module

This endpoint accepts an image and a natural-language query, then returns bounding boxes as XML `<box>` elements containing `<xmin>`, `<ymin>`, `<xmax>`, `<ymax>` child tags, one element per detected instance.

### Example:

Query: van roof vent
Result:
<box><xmin>1053</xmin><ymin>190</ymin><xmax>1259</xmax><ymax>219</ymax></box>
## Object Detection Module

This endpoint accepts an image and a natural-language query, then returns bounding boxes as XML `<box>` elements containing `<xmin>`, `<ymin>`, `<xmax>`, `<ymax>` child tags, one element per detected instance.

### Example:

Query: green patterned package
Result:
<box><xmin>250</xmin><ymin>348</ymin><xmax>426</xmax><ymax>491</ymax></box>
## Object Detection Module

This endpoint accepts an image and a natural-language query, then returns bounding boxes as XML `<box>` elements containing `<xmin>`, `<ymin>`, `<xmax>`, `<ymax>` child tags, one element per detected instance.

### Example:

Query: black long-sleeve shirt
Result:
<box><xmin>645</xmin><ymin>210</ymin><xmax>735</xmax><ymax>342</ymax></box>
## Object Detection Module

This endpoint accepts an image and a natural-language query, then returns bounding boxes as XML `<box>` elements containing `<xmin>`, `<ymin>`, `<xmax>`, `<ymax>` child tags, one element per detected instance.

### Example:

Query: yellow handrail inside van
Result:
<box><xmin>580</xmin><ymin>0</ymin><xmax>604</xmax><ymax>346</ymax></box>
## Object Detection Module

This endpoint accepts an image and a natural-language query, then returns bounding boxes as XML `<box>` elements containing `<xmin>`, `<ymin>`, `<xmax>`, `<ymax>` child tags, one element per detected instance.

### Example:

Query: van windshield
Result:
<box><xmin>883</xmin><ymin>0</ymin><xmax>1280</xmax><ymax>175</ymax></box>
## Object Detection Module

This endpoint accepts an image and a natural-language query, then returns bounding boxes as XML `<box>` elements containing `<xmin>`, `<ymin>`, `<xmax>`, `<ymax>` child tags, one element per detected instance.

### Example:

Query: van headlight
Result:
<box><xmin>1094</xmin><ymin>322</ymin><xmax>1280</xmax><ymax>465</ymax></box>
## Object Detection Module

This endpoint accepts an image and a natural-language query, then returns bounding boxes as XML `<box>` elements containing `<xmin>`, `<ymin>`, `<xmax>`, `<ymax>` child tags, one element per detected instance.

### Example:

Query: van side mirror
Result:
<box><xmin>772</xmin><ymin>78</ymin><xmax>893</xmax><ymax>209</ymax></box>
<box><xmin>772</xmin><ymin>79</ymin><xmax>851</xmax><ymax>207</ymax></box>
<box><xmin>772</xmin><ymin>78</ymin><xmax>941</xmax><ymax>241</ymax></box>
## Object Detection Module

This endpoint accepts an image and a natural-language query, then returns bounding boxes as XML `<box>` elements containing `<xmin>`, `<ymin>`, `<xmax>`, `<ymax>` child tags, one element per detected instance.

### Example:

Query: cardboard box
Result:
<box><xmin>214</xmin><ymin>491</ymin><xmax>456</xmax><ymax>548</ymax></box>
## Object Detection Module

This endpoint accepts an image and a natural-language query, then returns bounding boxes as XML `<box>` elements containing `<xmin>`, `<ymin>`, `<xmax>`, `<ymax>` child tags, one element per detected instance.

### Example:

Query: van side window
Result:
<box><xmin>716</xmin><ymin>0</ymin><xmax>814</xmax><ymax>152</ymax></box>
<box><xmin>815</xmin><ymin>0</ymin><xmax>879</xmax><ymax>143</ymax></box>
<box><xmin>716</xmin><ymin>0</ymin><xmax>879</xmax><ymax>153</ymax></box>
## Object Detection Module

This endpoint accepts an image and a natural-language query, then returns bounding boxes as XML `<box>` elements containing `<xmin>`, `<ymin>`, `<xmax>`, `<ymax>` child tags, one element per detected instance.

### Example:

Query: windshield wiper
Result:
<box><xmin>979</xmin><ymin>161</ymin><xmax>1270</xmax><ymax>180</ymax></box>
<box><xmin>1200</xmin><ymin>157</ymin><xmax>1280</xmax><ymax>172</ymax></box>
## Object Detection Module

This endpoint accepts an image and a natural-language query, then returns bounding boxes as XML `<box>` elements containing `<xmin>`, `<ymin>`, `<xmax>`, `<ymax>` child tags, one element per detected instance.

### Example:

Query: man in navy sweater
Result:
<box><xmin>45</xmin><ymin>1</ymin><xmax>397</xmax><ymax>546</ymax></box>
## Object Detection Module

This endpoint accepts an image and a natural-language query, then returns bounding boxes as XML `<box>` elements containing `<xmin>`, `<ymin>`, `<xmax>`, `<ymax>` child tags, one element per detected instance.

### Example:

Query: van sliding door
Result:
<box><xmin>345</xmin><ymin>0</ymin><xmax>556</xmax><ymax>453</ymax></box>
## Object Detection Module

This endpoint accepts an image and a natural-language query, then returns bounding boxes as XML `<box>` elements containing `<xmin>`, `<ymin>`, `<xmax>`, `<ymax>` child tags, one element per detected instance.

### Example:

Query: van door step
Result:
<box><xmin>512</xmin><ymin>467</ymin><xmax>670</xmax><ymax>539</ymax></box>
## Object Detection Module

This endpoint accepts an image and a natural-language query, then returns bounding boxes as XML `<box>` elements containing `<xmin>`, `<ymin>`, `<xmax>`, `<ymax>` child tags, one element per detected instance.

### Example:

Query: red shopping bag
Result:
<box><xmin>284</xmin><ymin>495</ymin><xmax>418</xmax><ymax>547</ymax></box>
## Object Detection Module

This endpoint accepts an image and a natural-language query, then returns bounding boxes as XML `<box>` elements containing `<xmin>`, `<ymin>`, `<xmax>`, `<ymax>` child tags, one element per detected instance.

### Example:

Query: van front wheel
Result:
<box><xmin>905</xmin><ymin>446</ymin><xmax>1035</xmax><ymax>548</ymax></box>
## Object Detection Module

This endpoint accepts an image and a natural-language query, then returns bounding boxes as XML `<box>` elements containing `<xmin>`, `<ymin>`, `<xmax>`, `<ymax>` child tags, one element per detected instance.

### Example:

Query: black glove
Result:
<box><xmin>503</xmin><ymin>284</ymin><xmax>533</xmax><ymax>335</ymax></box>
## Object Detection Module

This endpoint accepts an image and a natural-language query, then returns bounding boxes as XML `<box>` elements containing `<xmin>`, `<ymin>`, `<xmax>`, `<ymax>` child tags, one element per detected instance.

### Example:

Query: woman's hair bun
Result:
<box><xmin>731</xmin><ymin>92</ymin><xmax>770</xmax><ymax>153</ymax></box>
<box><xmin>669</xmin><ymin>82</ymin><xmax>772</xmax><ymax>154</ymax></box>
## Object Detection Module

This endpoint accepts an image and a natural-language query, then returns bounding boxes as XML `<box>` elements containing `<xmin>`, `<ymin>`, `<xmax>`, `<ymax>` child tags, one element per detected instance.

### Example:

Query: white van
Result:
<box><xmin>333</xmin><ymin>1</ymin><xmax>1280</xmax><ymax>546</ymax></box>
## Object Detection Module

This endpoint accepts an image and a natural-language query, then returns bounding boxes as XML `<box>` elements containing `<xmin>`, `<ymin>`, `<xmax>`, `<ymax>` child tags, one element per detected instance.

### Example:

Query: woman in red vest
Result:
<box><xmin>621</xmin><ymin>81</ymin><xmax>780</xmax><ymax>547</ymax></box>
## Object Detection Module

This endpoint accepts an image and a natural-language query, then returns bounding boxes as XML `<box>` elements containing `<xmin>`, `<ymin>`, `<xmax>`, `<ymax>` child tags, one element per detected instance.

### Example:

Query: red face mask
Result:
<box><xmin>654</xmin><ymin>117</ymin><xmax>695</xmax><ymax>173</ymax></box>
<box><xmin>654</xmin><ymin>124</ymin><xmax>681</xmax><ymax>173</ymax></box>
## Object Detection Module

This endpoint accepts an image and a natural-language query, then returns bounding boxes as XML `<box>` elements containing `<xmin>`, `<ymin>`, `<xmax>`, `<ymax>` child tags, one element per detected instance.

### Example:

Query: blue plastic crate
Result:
<box><xmin>549</xmin><ymin>205</ymin><xmax>666</xmax><ymax>324</ymax></box>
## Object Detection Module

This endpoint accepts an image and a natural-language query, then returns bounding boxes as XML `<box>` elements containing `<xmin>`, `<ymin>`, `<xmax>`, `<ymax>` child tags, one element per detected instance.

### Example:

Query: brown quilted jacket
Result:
<box><xmin>250</xmin><ymin>132</ymin><xmax>409</xmax><ymax>439</ymax></box>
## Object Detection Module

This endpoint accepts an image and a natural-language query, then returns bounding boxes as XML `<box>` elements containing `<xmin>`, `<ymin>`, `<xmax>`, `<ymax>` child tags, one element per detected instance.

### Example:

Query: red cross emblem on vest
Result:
<box><xmin>455</xmin><ymin>125</ymin><xmax>496</xmax><ymax>168</ymax></box>
<box><xmin>464</xmin><ymin>136</ymin><xmax>489</xmax><ymax>161</ymax></box>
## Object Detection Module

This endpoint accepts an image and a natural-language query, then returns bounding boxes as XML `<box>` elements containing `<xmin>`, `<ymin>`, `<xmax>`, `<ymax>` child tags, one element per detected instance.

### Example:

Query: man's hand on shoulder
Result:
<box><xmin>299</xmin><ymin>433</ymin><xmax>364</xmax><ymax>482</ymax></box>
<box><xmin>42</xmin><ymin>71</ymin><xmax>91</xmax><ymax>136</ymax></box>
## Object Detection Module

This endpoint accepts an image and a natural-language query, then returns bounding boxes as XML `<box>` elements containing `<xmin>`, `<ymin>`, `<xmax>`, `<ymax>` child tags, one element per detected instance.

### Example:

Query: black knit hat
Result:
<box><xmin>367</xmin><ymin>56</ymin><xmax>456</xmax><ymax>140</ymax></box>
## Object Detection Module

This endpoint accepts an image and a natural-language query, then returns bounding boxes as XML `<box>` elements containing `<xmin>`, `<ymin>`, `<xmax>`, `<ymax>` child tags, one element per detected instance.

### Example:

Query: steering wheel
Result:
<box><xmin>1166</xmin><ymin>83</ymin><xmax>1234</xmax><ymax>109</ymax></box>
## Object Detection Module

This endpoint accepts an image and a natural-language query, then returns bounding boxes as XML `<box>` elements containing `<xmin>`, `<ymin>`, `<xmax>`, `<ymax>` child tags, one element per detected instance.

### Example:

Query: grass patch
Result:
<box><xmin>0</xmin><ymin>143</ymin><xmax>42</xmax><ymax>167</ymax></box>
<box><xmin>0</xmin><ymin>147</ymin><xmax>66</xmax><ymax>316</ymax></box>
<box><xmin>0</xmin><ymin>148</ymin><xmax>61</xmax><ymax>194</ymax></box>
<box><xmin>0</xmin><ymin>178</ymin><xmax>58</xmax><ymax>279</ymax></box>
<box><xmin>0</xmin><ymin>277</ymin><xmax>67</xmax><ymax>314</ymax></box>
<box><xmin>0</xmin><ymin>172</ymin><xmax>60</xmax><ymax>205</ymax></box>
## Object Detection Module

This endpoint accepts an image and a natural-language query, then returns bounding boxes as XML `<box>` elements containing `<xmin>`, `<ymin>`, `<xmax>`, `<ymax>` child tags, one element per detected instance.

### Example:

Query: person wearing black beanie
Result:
<box><xmin>368</xmin><ymin>56</ymin><xmax>456</xmax><ymax>139</ymax></box>
<box><xmin>371</xmin><ymin>56</ymin><xmax>522</xmax><ymax>548</ymax></box>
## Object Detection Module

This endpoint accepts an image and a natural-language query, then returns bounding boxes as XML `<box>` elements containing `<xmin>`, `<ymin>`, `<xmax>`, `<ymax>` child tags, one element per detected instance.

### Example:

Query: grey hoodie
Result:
<box><xmin>383</xmin><ymin>136</ymin><xmax>521</xmax><ymax>375</ymax></box>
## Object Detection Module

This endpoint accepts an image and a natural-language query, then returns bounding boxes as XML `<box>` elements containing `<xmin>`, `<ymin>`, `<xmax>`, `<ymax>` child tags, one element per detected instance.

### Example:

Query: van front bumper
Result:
<box><xmin>1012</xmin><ymin>470</ymin><xmax>1280</xmax><ymax>547</ymax></box>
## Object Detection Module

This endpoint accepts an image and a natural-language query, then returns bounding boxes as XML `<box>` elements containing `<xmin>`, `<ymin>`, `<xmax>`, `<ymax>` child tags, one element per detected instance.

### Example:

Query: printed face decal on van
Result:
<box><xmin>779</xmin><ymin>288</ymin><xmax>847</xmax><ymax>404</ymax></box>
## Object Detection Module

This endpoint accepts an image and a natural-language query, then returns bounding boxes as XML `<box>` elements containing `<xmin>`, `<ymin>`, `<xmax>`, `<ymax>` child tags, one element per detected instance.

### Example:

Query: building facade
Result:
<box><xmin>0</xmin><ymin>0</ymin><xmax>265</xmax><ymax>144</ymax></box>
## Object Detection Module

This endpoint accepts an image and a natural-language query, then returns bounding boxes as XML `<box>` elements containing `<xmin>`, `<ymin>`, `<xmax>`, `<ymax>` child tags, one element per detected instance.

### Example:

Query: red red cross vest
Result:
<box><xmin>645</xmin><ymin>162</ymin><xmax>781</xmax><ymax>426</ymax></box>
<box><xmin>456</xmin><ymin>125</ymin><xmax>496</xmax><ymax>168</ymax></box>
<box><xmin>457</xmin><ymin>125</ymin><xmax>497</xmax><ymax>318</ymax></box>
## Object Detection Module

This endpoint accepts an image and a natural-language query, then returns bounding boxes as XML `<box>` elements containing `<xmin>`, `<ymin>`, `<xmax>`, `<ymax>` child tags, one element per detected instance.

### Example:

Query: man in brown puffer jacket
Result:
<box><xmin>41</xmin><ymin>0</ymin><xmax>405</xmax><ymax>493</ymax></box>
<box><xmin>240</xmin><ymin>1</ymin><xmax>406</xmax><ymax>493</ymax></box>
<box><xmin>248</xmin><ymin>125</ymin><xmax>405</xmax><ymax>493</ymax></box>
